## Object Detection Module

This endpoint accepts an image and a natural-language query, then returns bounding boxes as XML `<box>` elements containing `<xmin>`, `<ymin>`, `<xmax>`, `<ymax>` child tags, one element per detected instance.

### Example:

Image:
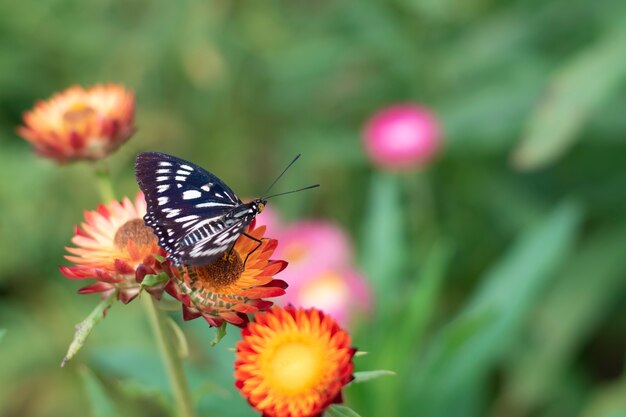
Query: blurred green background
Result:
<box><xmin>1</xmin><ymin>0</ymin><xmax>626</xmax><ymax>416</ymax></box>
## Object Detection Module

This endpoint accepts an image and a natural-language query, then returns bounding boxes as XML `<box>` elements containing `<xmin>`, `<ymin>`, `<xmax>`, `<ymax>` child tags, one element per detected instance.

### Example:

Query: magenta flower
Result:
<box><xmin>363</xmin><ymin>103</ymin><xmax>442</xmax><ymax>170</ymax></box>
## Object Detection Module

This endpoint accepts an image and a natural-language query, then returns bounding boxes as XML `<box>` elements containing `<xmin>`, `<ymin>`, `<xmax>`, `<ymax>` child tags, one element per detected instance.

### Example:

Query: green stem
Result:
<box><xmin>141</xmin><ymin>295</ymin><xmax>196</xmax><ymax>417</ymax></box>
<box><xmin>94</xmin><ymin>161</ymin><xmax>116</xmax><ymax>202</ymax></box>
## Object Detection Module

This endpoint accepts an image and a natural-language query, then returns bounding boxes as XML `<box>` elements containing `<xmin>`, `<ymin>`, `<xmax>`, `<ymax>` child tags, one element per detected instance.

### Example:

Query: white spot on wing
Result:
<box><xmin>156</xmin><ymin>176</ymin><xmax>169</xmax><ymax>182</ymax></box>
<box><xmin>157</xmin><ymin>184</ymin><xmax>170</xmax><ymax>193</ymax></box>
<box><xmin>180</xmin><ymin>164</ymin><xmax>193</xmax><ymax>171</ymax></box>
<box><xmin>159</xmin><ymin>162</ymin><xmax>172</xmax><ymax>167</ymax></box>
<box><xmin>201</xmin><ymin>184</ymin><xmax>211</xmax><ymax>192</ymax></box>
<box><xmin>176</xmin><ymin>169</ymin><xmax>190</xmax><ymax>176</ymax></box>
<box><xmin>158</xmin><ymin>197</ymin><xmax>169</xmax><ymax>205</ymax></box>
<box><xmin>195</xmin><ymin>202</ymin><xmax>232</xmax><ymax>208</ymax></box>
<box><xmin>166</xmin><ymin>209</ymin><xmax>181</xmax><ymax>218</ymax></box>
<box><xmin>156</xmin><ymin>169</ymin><xmax>170</xmax><ymax>174</ymax></box>
<box><xmin>183</xmin><ymin>190</ymin><xmax>202</xmax><ymax>200</ymax></box>
<box><xmin>175</xmin><ymin>214</ymin><xmax>200</xmax><ymax>223</ymax></box>
<box><xmin>175</xmin><ymin>176</ymin><xmax>187</xmax><ymax>181</ymax></box>
<box><xmin>183</xmin><ymin>220</ymin><xmax>198</xmax><ymax>228</ymax></box>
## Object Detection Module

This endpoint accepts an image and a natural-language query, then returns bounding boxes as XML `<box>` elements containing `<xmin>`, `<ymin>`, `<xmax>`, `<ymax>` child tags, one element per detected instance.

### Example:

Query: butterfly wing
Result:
<box><xmin>135</xmin><ymin>152</ymin><xmax>244</xmax><ymax>265</ymax></box>
<box><xmin>177</xmin><ymin>213</ymin><xmax>254</xmax><ymax>266</ymax></box>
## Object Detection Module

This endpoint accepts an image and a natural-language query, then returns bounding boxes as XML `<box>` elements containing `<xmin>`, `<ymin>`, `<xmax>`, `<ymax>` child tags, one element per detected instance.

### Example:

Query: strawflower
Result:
<box><xmin>60</xmin><ymin>192</ymin><xmax>166</xmax><ymax>303</ymax></box>
<box><xmin>165</xmin><ymin>221</ymin><xmax>287</xmax><ymax>327</ymax></box>
<box><xmin>363</xmin><ymin>103</ymin><xmax>441</xmax><ymax>170</ymax></box>
<box><xmin>235</xmin><ymin>305</ymin><xmax>356</xmax><ymax>417</ymax></box>
<box><xmin>18</xmin><ymin>83</ymin><xmax>135</xmax><ymax>163</ymax></box>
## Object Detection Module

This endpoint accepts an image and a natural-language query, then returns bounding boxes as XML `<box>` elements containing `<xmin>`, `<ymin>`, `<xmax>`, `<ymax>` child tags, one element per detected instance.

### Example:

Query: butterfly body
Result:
<box><xmin>135</xmin><ymin>152</ymin><xmax>266</xmax><ymax>267</ymax></box>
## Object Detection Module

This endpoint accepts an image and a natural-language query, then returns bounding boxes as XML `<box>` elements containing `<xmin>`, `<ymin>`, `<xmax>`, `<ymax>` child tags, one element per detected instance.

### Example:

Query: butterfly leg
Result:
<box><xmin>241</xmin><ymin>232</ymin><xmax>264</xmax><ymax>268</ymax></box>
<box><xmin>223</xmin><ymin>245</ymin><xmax>236</xmax><ymax>274</ymax></box>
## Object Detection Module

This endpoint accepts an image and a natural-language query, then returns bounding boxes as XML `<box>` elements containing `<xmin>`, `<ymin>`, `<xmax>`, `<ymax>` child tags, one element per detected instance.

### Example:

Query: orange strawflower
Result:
<box><xmin>60</xmin><ymin>192</ymin><xmax>166</xmax><ymax>303</ymax></box>
<box><xmin>235</xmin><ymin>305</ymin><xmax>356</xmax><ymax>417</ymax></box>
<box><xmin>18</xmin><ymin>83</ymin><xmax>135</xmax><ymax>163</ymax></box>
<box><xmin>164</xmin><ymin>221</ymin><xmax>287</xmax><ymax>327</ymax></box>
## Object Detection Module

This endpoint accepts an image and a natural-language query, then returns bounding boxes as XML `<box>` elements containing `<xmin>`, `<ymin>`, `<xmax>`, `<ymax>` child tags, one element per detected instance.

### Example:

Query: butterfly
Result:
<box><xmin>135</xmin><ymin>152</ymin><xmax>317</xmax><ymax>267</ymax></box>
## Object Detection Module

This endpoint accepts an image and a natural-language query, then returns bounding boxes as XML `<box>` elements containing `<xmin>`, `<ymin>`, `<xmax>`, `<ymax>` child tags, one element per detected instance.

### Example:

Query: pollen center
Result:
<box><xmin>114</xmin><ymin>219</ymin><xmax>156</xmax><ymax>249</ymax></box>
<box><xmin>267</xmin><ymin>340</ymin><xmax>322</xmax><ymax>394</ymax></box>
<box><xmin>190</xmin><ymin>251</ymin><xmax>243</xmax><ymax>292</ymax></box>
<box><xmin>63</xmin><ymin>103</ymin><xmax>96</xmax><ymax>125</ymax></box>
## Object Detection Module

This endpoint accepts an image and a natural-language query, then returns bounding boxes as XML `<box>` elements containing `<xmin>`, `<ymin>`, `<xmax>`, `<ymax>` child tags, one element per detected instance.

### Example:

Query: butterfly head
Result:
<box><xmin>254</xmin><ymin>199</ymin><xmax>267</xmax><ymax>214</ymax></box>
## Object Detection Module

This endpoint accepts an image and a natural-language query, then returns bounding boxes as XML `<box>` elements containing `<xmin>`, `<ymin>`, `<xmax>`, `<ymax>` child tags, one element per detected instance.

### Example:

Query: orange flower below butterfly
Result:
<box><xmin>235</xmin><ymin>305</ymin><xmax>356</xmax><ymax>417</ymax></box>
<box><xmin>164</xmin><ymin>222</ymin><xmax>288</xmax><ymax>328</ymax></box>
<box><xmin>60</xmin><ymin>192</ymin><xmax>166</xmax><ymax>303</ymax></box>
<box><xmin>17</xmin><ymin>83</ymin><xmax>135</xmax><ymax>163</ymax></box>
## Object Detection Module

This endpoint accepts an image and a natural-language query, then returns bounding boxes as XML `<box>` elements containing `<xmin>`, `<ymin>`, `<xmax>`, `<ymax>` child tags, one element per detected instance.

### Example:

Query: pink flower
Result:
<box><xmin>363</xmin><ymin>103</ymin><xmax>442</xmax><ymax>170</ymax></box>
<box><xmin>287</xmin><ymin>267</ymin><xmax>370</xmax><ymax>327</ymax></box>
<box><xmin>272</xmin><ymin>220</ymin><xmax>371</xmax><ymax>327</ymax></box>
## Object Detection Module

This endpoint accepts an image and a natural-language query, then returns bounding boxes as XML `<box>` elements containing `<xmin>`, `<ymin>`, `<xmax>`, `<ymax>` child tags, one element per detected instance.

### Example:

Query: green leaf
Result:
<box><xmin>61</xmin><ymin>293</ymin><xmax>116</xmax><ymax>367</ymax></box>
<box><xmin>512</xmin><ymin>23</ymin><xmax>626</xmax><ymax>170</ymax></box>
<box><xmin>370</xmin><ymin>241</ymin><xmax>452</xmax><ymax>416</ymax></box>
<box><xmin>360</xmin><ymin>173</ymin><xmax>404</xmax><ymax>302</ymax></box>
<box><xmin>210</xmin><ymin>322</ymin><xmax>227</xmax><ymax>347</ymax></box>
<box><xmin>79</xmin><ymin>365</ymin><xmax>119</xmax><ymax>417</ymax></box>
<box><xmin>504</xmin><ymin>223</ymin><xmax>626</xmax><ymax>409</ymax></box>
<box><xmin>152</xmin><ymin>253</ymin><xmax>166</xmax><ymax>263</ymax></box>
<box><xmin>352</xmin><ymin>370</ymin><xmax>396</xmax><ymax>384</ymax></box>
<box><xmin>325</xmin><ymin>405</ymin><xmax>363</xmax><ymax>417</ymax></box>
<box><xmin>578</xmin><ymin>378</ymin><xmax>626</xmax><ymax>417</ymax></box>
<box><xmin>411</xmin><ymin>201</ymin><xmax>582</xmax><ymax>417</ymax></box>
<box><xmin>141</xmin><ymin>272</ymin><xmax>169</xmax><ymax>287</ymax></box>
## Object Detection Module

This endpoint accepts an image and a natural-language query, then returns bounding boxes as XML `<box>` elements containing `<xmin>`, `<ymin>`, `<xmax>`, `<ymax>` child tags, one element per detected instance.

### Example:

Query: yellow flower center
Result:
<box><xmin>188</xmin><ymin>251</ymin><xmax>243</xmax><ymax>292</ymax></box>
<box><xmin>265</xmin><ymin>337</ymin><xmax>324</xmax><ymax>395</ymax></box>
<box><xmin>63</xmin><ymin>102</ymin><xmax>97</xmax><ymax>127</ymax></box>
<box><xmin>113</xmin><ymin>219</ymin><xmax>156</xmax><ymax>250</ymax></box>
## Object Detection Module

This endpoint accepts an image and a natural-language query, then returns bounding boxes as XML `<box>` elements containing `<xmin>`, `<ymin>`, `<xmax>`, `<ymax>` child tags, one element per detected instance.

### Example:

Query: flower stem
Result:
<box><xmin>141</xmin><ymin>295</ymin><xmax>197</xmax><ymax>417</ymax></box>
<box><xmin>94</xmin><ymin>161</ymin><xmax>116</xmax><ymax>202</ymax></box>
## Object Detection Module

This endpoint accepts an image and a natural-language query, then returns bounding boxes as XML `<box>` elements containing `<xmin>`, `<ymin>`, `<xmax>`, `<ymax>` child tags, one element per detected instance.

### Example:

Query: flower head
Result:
<box><xmin>18</xmin><ymin>83</ymin><xmax>135</xmax><ymax>163</ymax></box>
<box><xmin>272</xmin><ymin>221</ymin><xmax>371</xmax><ymax>327</ymax></box>
<box><xmin>165</xmin><ymin>222</ymin><xmax>287</xmax><ymax>327</ymax></box>
<box><xmin>235</xmin><ymin>305</ymin><xmax>356</xmax><ymax>417</ymax></box>
<box><xmin>363</xmin><ymin>103</ymin><xmax>441</xmax><ymax>170</ymax></box>
<box><xmin>60</xmin><ymin>192</ymin><xmax>166</xmax><ymax>303</ymax></box>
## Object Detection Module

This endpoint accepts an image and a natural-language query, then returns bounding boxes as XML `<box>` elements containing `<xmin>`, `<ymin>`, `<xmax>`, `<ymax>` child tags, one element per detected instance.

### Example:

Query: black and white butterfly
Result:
<box><xmin>135</xmin><ymin>152</ymin><xmax>317</xmax><ymax>267</ymax></box>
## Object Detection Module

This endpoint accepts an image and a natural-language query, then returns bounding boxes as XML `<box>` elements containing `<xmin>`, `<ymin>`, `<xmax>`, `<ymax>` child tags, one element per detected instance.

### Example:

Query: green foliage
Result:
<box><xmin>325</xmin><ymin>405</ymin><xmax>362</xmax><ymax>417</ymax></box>
<box><xmin>1</xmin><ymin>0</ymin><xmax>625</xmax><ymax>416</ymax></box>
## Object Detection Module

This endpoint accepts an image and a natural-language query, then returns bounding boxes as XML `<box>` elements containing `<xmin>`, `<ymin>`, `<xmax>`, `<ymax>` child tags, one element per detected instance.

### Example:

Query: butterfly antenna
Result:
<box><xmin>264</xmin><ymin>184</ymin><xmax>320</xmax><ymax>200</ymax></box>
<box><xmin>261</xmin><ymin>154</ymin><xmax>302</xmax><ymax>198</ymax></box>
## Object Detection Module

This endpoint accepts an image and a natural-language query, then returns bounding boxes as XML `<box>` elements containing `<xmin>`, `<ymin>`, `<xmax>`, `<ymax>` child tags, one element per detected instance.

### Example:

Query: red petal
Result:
<box><xmin>78</xmin><ymin>282</ymin><xmax>112</xmax><ymax>294</ymax></box>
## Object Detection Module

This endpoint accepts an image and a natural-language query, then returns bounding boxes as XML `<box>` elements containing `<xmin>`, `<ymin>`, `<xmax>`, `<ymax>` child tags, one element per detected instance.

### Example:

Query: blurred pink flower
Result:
<box><xmin>363</xmin><ymin>103</ymin><xmax>442</xmax><ymax>170</ymax></box>
<box><xmin>286</xmin><ymin>267</ymin><xmax>370</xmax><ymax>327</ymax></box>
<box><xmin>254</xmin><ymin>205</ymin><xmax>282</xmax><ymax>234</ymax></box>
<box><xmin>272</xmin><ymin>220</ymin><xmax>371</xmax><ymax>327</ymax></box>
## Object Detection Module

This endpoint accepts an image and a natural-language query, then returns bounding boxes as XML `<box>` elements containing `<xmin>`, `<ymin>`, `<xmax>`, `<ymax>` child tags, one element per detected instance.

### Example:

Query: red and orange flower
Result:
<box><xmin>18</xmin><ymin>83</ymin><xmax>135</xmax><ymax>163</ymax></box>
<box><xmin>164</xmin><ymin>222</ymin><xmax>287</xmax><ymax>327</ymax></box>
<box><xmin>60</xmin><ymin>192</ymin><xmax>166</xmax><ymax>303</ymax></box>
<box><xmin>235</xmin><ymin>305</ymin><xmax>356</xmax><ymax>417</ymax></box>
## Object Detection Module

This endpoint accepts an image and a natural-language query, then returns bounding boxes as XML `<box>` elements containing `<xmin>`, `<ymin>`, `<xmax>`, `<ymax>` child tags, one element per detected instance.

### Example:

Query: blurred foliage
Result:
<box><xmin>1</xmin><ymin>0</ymin><xmax>626</xmax><ymax>417</ymax></box>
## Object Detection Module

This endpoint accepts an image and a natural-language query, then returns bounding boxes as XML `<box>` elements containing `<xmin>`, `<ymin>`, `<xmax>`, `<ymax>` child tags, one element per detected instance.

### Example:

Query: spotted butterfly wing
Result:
<box><xmin>135</xmin><ymin>152</ymin><xmax>262</xmax><ymax>266</ymax></box>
